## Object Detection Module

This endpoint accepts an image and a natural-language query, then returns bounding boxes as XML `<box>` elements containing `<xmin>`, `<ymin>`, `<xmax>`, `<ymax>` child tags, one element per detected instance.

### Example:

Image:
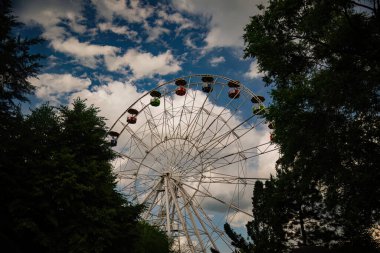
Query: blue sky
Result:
<box><xmin>13</xmin><ymin>0</ymin><xmax>278</xmax><ymax>251</ymax></box>
<box><xmin>14</xmin><ymin>0</ymin><xmax>268</xmax><ymax>107</ymax></box>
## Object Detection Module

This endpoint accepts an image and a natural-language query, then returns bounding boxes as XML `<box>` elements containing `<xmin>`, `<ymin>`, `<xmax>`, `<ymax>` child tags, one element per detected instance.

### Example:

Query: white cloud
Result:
<box><xmin>184</xmin><ymin>36</ymin><xmax>199</xmax><ymax>49</ymax></box>
<box><xmin>245</xmin><ymin>60</ymin><xmax>265</xmax><ymax>79</ymax></box>
<box><xmin>51</xmin><ymin>37</ymin><xmax>119</xmax><ymax>58</ymax></box>
<box><xmin>16</xmin><ymin>0</ymin><xmax>120</xmax><ymax>68</ymax></box>
<box><xmin>143</xmin><ymin>23</ymin><xmax>171</xmax><ymax>42</ymax></box>
<box><xmin>98</xmin><ymin>22</ymin><xmax>138</xmax><ymax>38</ymax></box>
<box><xmin>49</xmin><ymin>37</ymin><xmax>120</xmax><ymax>68</ymax></box>
<box><xmin>209</xmin><ymin>56</ymin><xmax>225</xmax><ymax>66</ymax></box>
<box><xmin>30</xmin><ymin>73</ymin><xmax>92</xmax><ymax>103</ymax></box>
<box><xmin>105</xmin><ymin>49</ymin><xmax>181</xmax><ymax>78</ymax></box>
<box><xmin>91</xmin><ymin>0</ymin><xmax>153</xmax><ymax>23</ymax></box>
<box><xmin>16</xmin><ymin>0</ymin><xmax>85</xmax><ymax>40</ymax></box>
<box><xmin>157</xmin><ymin>9</ymin><xmax>194</xmax><ymax>31</ymax></box>
<box><xmin>69</xmin><ymin>81</ymin><xmax>142</xmax><ymax>124</ymax></box>
<box><xmin>172</xmin><ymin>0</ymin><xmax>266</xmax><ymax>50</ymax></box>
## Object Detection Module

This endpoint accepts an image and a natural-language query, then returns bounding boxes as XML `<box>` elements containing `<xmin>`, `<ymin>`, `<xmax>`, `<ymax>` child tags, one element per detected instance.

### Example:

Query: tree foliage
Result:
<box><xmin>0</xmin><ymin>0</ymin><xmax>42</xmax><ymax>114</ymax></box>
<box><xmin>1</xmin><ymin>100</ymin><xmax>144</xmax><ymax>252</ymax></box>
<box><xmin>0</xmin><ymin>1</ymin><xmax>172</xmax><ymax>252</ymax></box>
<box><xmin>226</xmin><ymin>0</ymin><xmax>380</xmax><ymax>252</ymax></box>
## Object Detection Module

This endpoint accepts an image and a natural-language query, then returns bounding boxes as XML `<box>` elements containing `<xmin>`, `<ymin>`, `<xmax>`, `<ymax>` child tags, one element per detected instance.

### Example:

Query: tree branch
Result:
<box><xmin>350</xmin><ymin>1</ymin><xmax>375</xmax><ymax>12</ymax></box>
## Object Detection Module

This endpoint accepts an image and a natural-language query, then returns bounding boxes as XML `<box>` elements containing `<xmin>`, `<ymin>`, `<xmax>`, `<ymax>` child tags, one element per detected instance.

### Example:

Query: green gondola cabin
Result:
<box><xmin>253</xmin><ymin>104</ymin><xmax>265</xmax><ymax>115</ymax></box>
<box><xmin>150</xmin><ymin>90</ymin><xmax>161</xmax><ymax>106</ymax></box>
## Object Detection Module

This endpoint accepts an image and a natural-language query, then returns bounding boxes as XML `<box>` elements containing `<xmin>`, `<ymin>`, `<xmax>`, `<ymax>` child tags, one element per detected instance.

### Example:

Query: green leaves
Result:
<box><xmin>240</xmin><ymin>0</ymin><xmax>380</xmax><ymax>251</ymax></box>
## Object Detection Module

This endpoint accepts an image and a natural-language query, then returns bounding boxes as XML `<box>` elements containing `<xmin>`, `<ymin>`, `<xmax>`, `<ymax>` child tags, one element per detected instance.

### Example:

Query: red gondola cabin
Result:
<box><xmin>176</xmin><ymin>86</ymin><xmax>186</xmax><ymax>96</ymax></box>
<box><xmin>127</xmin><ymin>116</ymin><xmax>137</xmax><ymax>124</ymax></box>
<box><xmin>228</xmin><ymin>88</ymin><xmax>240</xmax><ymax>99</ymax></box>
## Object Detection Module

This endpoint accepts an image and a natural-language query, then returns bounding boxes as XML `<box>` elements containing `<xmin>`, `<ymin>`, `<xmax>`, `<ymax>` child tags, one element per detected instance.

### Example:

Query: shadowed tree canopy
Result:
<box><xmin>0</xmin><ymin>0</ymin><xmax>42</xmax><ymax>114</ymax></box>
<box><xmin>1</xmin><ymin>99</ymin><xmax>145</xmax><ymax>252</ymax></box>
<box><xmin>225</xmin><ymin>0</ymin><xmax>379</xmax><ymax>252</ymax></box>
<box><xmin>0</xmin><ymin>1</ymin><xmax>172</xmax><ymax>251</ymax></box>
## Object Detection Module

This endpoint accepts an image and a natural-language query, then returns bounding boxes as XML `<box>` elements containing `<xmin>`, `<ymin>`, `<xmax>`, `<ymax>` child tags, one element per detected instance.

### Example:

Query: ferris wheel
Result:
<box><xmin>107</xmin><ymin>74</ymin><xmax>276</xmax><ymax>253</ymax></box>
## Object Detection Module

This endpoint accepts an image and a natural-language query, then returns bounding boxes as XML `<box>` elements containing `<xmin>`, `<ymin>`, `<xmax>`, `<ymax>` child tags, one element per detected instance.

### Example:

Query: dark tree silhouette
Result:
<box><xmin>226</xmin><ymin>0</ymin><xmax>380</xmax><ymax>252</ymax></box>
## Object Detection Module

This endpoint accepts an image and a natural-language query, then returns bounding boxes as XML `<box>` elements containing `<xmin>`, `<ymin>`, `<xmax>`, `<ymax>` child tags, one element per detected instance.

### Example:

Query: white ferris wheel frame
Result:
<box><xmin>108</xmin><ymin>74</ymin><xmax>277</xmax><ymax>253</ymax></box>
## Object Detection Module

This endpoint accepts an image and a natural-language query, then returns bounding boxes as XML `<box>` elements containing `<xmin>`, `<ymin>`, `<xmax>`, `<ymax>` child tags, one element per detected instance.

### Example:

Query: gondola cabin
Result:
<box><xmin>202</xmin><ymin>83</ymin><xmax>213</xmax><ymax>93</ymax></box>
<box><xmin>253</xmin><ymin>104</ymin><xmax>265</xmax><ymax>115</ymax></box>
<box><xmin>127</xmin><ymin>116</ymin><xmax>137</xmax><ymax>124</ymax></box>
<box><xmin>201</xmin><ymin>76</ymin><xmax>214</xmax><ymax>83</ymax></box>
<box><xmin>150</xmin><ymin>97</ymin><xmax>160</xmax><ymax>106</ymax></box>
<box><xmin>175</xmin><ymin>79</ymin><xmax>187</xmax><ymax>96</ymax></box>
<box><xmin>150</xmin><ymin>90</ymin><xmax>161</xmax><ymax>107</ymax></box>
<box><xmin>251</xmin><ymin>95</ymin><xmax>265</xmax><ymax>103</ymax></box>
<box><xmin>175</xmin><ymin>78</ymin><xmax>187</xmax><ymax>86</ymax></box>
<box><xmin>227</xmin><ymin>80</ymin><xmax>240</xmax><ymax>88</ymax></box>
<box><xmin>228</xmin><ymin>88</ymin><xmax>240</xmax><ymax>99</ymax></box>
<box><xmin>108</xmin><ymin>131</ymin><xmax>120</xmax><ymax>147</ymax></box>
<box><xmin>176</xmin><ymin>86</ymin><xmax>186</xmax><ymax>96</ymax></box>
<box><xmin>127</xmin><ymin>108</ymin><xmax>138</xmax><ymax>124</ymax></box>
<box><xmin>270</xmin><ymin>133</ymin><xmax>275</xmax><ymax>142</ymax></box>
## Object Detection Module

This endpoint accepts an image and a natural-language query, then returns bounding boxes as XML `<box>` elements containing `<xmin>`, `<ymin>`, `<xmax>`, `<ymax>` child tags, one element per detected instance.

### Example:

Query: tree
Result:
<box><xmin>1</xmin><ymin>99</ymin><xmax>173</xmax><ymax>253</ymax></box>
<box><xmin>246</xmin><ymin>180</ymin><xmax>285</xmax><ymax>253</ymax></box>
<box><xmin>0</xmin><ymin>0</ymin><xmax>42</xmax><ymax>114</ymax></box>
<box><xmin>134</xmin><ymin>222</ymin><xmax>174</xmax><ymax>253</ymax></box>
<box><xmin>3</xmin><ymin>100</ymin><xmax>143</xmax><ymax>252</ymax></box>
<box><xmin>0</xmin><ymin>2</ymin><xmax>172</xmax><ymax>252</ymax></box>
<box><xmin>241</xmin><ymin>0</ymin><xmax>380</xmax><ymax>251</ymax></box>
<box><xmin>0</xmin><ymin>0</ymin><xmax>43</xmax><ymax>250</ymax></box>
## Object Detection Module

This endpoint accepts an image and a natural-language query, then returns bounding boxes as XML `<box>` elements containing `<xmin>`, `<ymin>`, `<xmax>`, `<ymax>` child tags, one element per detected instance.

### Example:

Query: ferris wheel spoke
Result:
<box><xmin>143</xmin><ymin>189</ymin><xmax>163</xmax><ymax>220</ymax></box>
<box><xmin>202</xmin><ymin>147</ymin><xmax>280</xmax><ymax>175</ymax></box>
<box><xmin>172</xmin><ymin>80</ymin><xmax>230</xmax><ymax>168</ymax></box>
<box><xmin>184</xmin><ymin>145</ymin><xmax>278</xmax><ymax>177</ymax></box>
<box><xmin>192</xmin><ymin>86</ymin><xmax>254</xmax><ymax>148</ymax></box>
<box><xmin>182</xmin><ymin>197</ymin><xmax>207</xmax><ymax>252</ymax></box>
<box><xmin>192</xmin><ymin>81</ymin><xmax>239</xmax><ymax>138</ymax></box>
<box><xmin>167</xmin><ymin>176</ymin><xmax>196</xmax><ymax>253</ymax></box>
<box><xmin>183</xmin><ymin>189</ymin><xmax>234</xmax><ymax>252</ymax></box>
<box><xmin>124</xmin><ymin>124</ymin><xmax>168</xmax><ymax>169</ymax></box>
<box><xmin>175</xmin><ymin>181</ymin><xmax>220</xmax><ymax>252</ymax></box>
<box><xmin>177</xmin><ymin>180</ymin><xmax>253</xmax><ymax>218</ymax></box>
<box><xmin>141</xmin><ymin>178</ymin><xmax>163</xmax><ymax>204</ymax></box>
<box><xmin>115</xmin><ymin>151</ymin><xmax>163</xmax><ymax>175</ymax></box>
<box><xmin>168</xmin><ymin>104</ymin><xmax>196</xmax><ymax>167</ymax></box>
<box><xmin>162</xmin><ymin>96</ymin><xmax>182</xmax><ymax>166</ymax></box>
<box><xmin>181</xmin><ymin>84</ymin><xmax>209</xmax><ymax>139</ymax></box>
<box><xmin>143</xmin><ymin>106</ymin><xmax>166</xmax><ymax>145</ymax></box>
<box><xmin>197</xmin><ymin>113</ymin><xmax>256</xmax><ymax>152</ymax></box>
<box><xmin>178</xmin><ymin>111</ymin><xmax>238</xmax><ymax>170</ymax></box>
<box><xmin>186</xmin><ymin>118</ymin><xmax>265</xmax><ymax>175</ymax></box>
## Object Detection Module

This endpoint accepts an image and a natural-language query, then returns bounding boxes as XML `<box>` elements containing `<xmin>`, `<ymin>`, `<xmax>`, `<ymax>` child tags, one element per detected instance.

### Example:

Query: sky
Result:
<box><xmin>14</xmin><ymin>0</ymin><xmax>268</xmax><ymax>106</ymax></box>
<box><xmin>13</xmin><ymin>0</ymin><xmax>278</xmax><ymax>251</ymax></box>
